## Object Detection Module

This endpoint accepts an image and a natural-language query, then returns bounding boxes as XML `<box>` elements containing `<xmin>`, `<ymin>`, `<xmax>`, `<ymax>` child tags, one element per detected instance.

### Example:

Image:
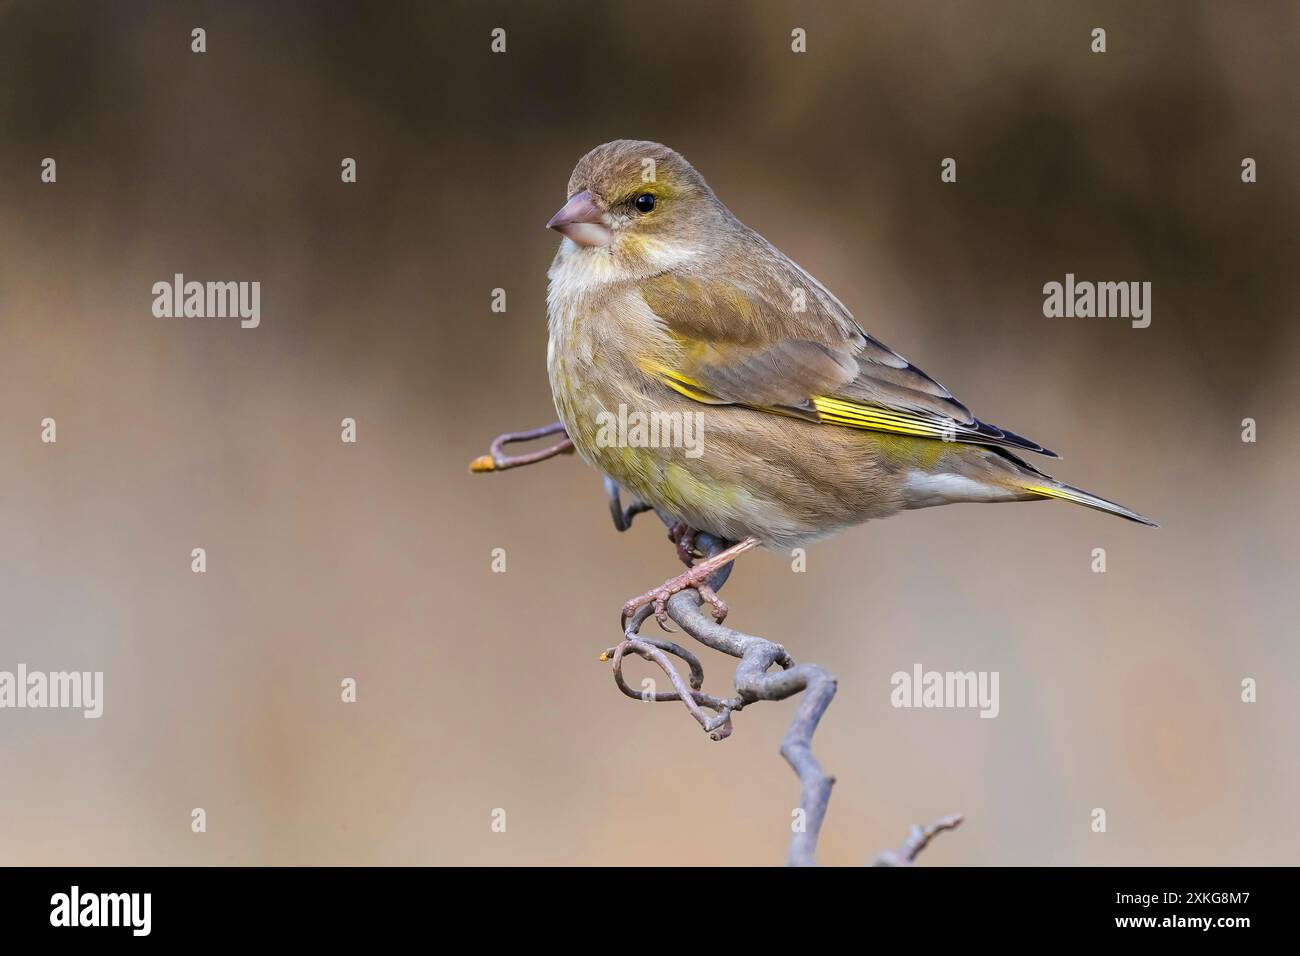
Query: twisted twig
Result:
<box><xmin>604</xmin><ymin>475</ymin><xmax>654</xmax><ymax>531</ymax></box>
<box><xmin>471</xmin><ymin>422</ymin><xmax>962</xmax><ymax>866</ymax></box>
<box><xmin>606</xmin><ymin>500</ymin><xmax>838</xmax><ymax>865</ymax></box>
<box><xmin>604</xmin><ymin>630</ymin><xmax>740</xmax><ymax>739</ymax></box>
<box><xmin>468</xmin><ymin>422</ymin><xmax>573</xmax><ymax>472</ymax></box>
<box><xmin>665</xmin><ymin>588</ymin><xmax>838</xmax><ymax>866</ymax></box>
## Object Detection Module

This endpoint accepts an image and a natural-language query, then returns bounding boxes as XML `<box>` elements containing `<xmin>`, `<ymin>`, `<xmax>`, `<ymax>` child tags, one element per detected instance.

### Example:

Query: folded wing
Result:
<box><xmin>638</xmin><ymin>254</ymin><xmax>1058</xmax><ymax>458</ymax></box>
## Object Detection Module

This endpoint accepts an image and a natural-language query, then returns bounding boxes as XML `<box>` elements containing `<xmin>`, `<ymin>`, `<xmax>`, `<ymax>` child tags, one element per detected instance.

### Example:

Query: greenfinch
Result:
<box><xmin>544</xmin><ymin>140</ymin><xmax>1154</xmax><ymax>623</ymax></box>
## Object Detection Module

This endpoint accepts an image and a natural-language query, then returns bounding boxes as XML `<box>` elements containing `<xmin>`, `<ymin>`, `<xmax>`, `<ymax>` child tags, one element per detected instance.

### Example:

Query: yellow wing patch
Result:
<box><xmin>642</xmin><ymin>363</ymin><xmax>967</xmax><ymax>437</ymax></box>
<box><xmin>639</xmin><ymin>361</ymin><xmax>728</xmax><ymax>404</ymax></box>
<box><xmin>811</xmin><ymin>396</ymin><xmax>957</xmax><ymax>440</ymax></box>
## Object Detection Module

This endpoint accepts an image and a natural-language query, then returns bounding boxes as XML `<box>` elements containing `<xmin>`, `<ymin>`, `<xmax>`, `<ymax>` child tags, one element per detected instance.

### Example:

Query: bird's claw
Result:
<box><xmin>667</xmin><ymin>522</ymin><xmax>698</xmax><ymax>566</ymax></box>
<box><xmin>621</xmin><ymin>563</ymin><xmax>730</xmax><ymax>633</ymax></box>
<box><xmin>696</xmin><ymin>583</ymin><xmax>728</xmax><ymax>624</ymax></box>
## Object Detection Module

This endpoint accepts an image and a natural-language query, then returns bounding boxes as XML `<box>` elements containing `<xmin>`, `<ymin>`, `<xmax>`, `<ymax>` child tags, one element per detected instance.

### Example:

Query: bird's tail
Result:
<box><xmin>1019</xmin><ymin>480</ymin><xmax>1157</xmax><ymax>527</ymax></box>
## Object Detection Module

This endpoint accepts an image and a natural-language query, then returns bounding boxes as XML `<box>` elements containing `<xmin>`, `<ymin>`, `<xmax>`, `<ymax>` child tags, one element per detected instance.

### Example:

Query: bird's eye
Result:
<box><xmin>633</xmin><ymin>193</ymin><xmax>657</xmax><ymax>213</ymax></box>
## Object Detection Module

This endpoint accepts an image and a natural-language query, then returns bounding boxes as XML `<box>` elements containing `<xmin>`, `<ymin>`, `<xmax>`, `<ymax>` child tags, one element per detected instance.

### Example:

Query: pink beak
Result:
<box><xmin>546</xmin><ymin>190</ymin><xmax>612</xmax><ymax>247</ymax></box>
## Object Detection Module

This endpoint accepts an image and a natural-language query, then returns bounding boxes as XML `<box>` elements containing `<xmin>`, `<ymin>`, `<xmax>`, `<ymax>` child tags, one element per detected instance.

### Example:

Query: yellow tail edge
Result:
<box><xmin>1022</xmin><ymin>483</ymin><xmax>1158</xmax><ymax>527</ymax></box>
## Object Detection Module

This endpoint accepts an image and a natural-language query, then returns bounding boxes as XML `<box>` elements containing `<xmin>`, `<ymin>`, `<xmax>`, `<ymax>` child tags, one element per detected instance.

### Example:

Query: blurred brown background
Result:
<box><xmin>0</xmin><ymin>0</ymin><xmax>1296</xmax><ymax>865</ymax></box>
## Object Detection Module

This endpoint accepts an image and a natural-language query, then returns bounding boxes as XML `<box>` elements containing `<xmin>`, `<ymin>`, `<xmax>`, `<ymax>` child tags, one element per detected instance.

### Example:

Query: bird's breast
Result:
<box><xmin>546</xmin><ymin>276</ymin><xmax>687</xmax><ymax>493</ymax></box>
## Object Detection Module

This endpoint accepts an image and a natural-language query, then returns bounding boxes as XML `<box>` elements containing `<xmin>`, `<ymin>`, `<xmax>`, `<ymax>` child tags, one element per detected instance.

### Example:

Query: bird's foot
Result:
<box><xmin>621</xmin><ymin>536</ymin><xmax>760</xmax><ymax>632</ymax></box>
<box><xmin>666</xmin><ymin>522</ymin><xmax>699</xmax><ymax>566</ymax></box>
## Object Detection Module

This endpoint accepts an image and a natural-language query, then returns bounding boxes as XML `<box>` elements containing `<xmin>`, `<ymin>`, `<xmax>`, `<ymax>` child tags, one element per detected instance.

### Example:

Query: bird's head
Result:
<box><xmin>547</xmin><ymin>140</ymin><xmax>727</xmax><ymax>276</ymax></box>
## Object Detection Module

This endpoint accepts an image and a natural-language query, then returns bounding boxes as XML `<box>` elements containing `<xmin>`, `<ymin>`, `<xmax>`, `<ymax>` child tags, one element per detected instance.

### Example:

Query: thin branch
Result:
<box><xmin>872</xmin><ymin>814</ymin><xmax>965</xmax><ymax>866</ymax></box>
<box><xmin>656</xmin><ymin>586</ymin><xmax>835</xmax><ymax>864</ymax></box>
<box><xmin>606</xmin><ymin>634</ymin><xmax>738</xmax><ymax>739</ymax></box>
<box><xmin>469</xmin><ymin>421</ymin><xmax>573</xmax><ymax>473</ymax></box>
<box><xmin>604</xmin><ymin>475</ymin><xmax>654</xmax><ymax>532</ymax></box>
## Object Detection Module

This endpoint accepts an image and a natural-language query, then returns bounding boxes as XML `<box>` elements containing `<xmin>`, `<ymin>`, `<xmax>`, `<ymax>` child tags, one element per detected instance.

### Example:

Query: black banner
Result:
<box><xmin>0</xmin><ymin>866</ymin><xmax>1281</xmax><ymax>942</ymax></box>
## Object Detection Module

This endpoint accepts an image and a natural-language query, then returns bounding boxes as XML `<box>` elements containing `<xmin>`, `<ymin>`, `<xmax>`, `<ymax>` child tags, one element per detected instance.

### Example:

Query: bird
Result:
<box><xmin>543</xmin><ymin>140</ymin><xmax>1154</xmax><ymax>627</ymax></box>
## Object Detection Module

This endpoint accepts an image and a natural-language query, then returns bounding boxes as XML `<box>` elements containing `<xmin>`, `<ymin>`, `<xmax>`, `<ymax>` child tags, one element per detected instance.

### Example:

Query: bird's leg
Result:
<box><xmin>621</xmin><ymin>536</ymin><xmax>761</xmax><ymax>630</ymax></box>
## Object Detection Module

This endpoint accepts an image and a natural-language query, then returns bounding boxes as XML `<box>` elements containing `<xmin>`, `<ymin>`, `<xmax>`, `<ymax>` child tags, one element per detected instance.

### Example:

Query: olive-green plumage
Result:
<box><xmin>545</xmin><ymin>140</ymin><xmax>1154</xmax><ymax>549</ymax></box>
